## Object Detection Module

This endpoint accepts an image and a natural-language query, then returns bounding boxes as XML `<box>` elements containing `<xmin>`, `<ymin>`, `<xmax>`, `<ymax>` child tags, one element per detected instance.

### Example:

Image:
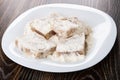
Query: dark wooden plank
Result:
<box><xmin>0</xmin><ymin>0</ymin><xmax>119</xmax><ymax>80</ymax></box>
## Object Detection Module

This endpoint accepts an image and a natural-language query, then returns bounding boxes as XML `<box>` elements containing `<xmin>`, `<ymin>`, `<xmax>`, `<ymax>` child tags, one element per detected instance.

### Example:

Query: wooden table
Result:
<box><xmin>0</xmin><ymin>0</ymin><xmax>119</xmax><ymax>80</ymax></box>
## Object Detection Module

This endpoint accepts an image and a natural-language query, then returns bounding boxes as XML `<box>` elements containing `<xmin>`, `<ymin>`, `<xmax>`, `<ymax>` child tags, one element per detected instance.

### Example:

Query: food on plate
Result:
<box><xmin>30</xmin><ymin>19</ymin><xmax>56</xmax><ymax>39</ymax></box>
<box><xmin>15</xmin><ymin>30</ymin><xmax>56</xmax><ymax>58</ymax></box>
<box><xmin>15</xmin><ymin>13</ymin><xmax>92</xmax><ymax>63</ymax></box>
<box><xmin>56</xmin><ymin>34</ymin><xmax>85</xmax><ymax>54</ymax></box>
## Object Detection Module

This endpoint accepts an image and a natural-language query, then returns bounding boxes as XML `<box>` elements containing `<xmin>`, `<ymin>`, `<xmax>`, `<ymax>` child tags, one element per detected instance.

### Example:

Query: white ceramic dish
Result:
<box><xmin>1</xmin><ymin>4</ymin><xmax>117</xmax><ymax>72</ymax></box>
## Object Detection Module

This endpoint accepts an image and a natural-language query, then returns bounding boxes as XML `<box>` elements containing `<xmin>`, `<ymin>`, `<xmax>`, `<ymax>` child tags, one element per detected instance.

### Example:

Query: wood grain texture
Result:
<box><xmin>0</xmin><ymin>0</ymin><xmax>120</xmax><ymax>80</ymax></box>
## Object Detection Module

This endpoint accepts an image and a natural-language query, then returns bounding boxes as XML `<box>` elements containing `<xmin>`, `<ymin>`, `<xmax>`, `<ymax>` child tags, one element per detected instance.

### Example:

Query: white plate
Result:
<box><xmin>1</xmin><ymin>4</ymin><xmax>117</xmax><ymax>72</ymax></box>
